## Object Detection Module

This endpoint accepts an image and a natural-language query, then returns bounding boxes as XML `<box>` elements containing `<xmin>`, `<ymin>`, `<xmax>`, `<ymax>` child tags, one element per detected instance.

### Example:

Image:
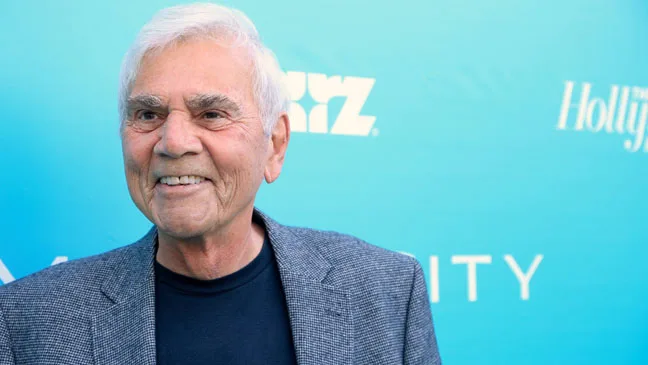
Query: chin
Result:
<box><xmin>160</xmin><ymin>226</ymin><xmax>207</xmax><ymax>240</ymax></box>
<box><xmin>155</xmin><ymin>215</ymin><xmax>211</xmax><ymax>240</ymax></box>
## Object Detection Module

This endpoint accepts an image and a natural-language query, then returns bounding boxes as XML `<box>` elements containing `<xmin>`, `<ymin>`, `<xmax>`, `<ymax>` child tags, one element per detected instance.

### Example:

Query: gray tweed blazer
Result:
<box><xmin>0</xmin><ymin>209</ymin><xmax>441</xmax><ymax>364</ymax></box>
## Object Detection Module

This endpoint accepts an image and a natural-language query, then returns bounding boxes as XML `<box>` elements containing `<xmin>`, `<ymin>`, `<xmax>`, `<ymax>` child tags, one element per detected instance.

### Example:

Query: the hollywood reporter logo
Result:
<box><xmin>557</xmin><ymin>81</ymin><xmax>648</xmax><ymax>152</ymax></box>
<box><xmin>285</xmin><ymin>71</ymin><xmax>377</xmax><ymax>136</ymax></box>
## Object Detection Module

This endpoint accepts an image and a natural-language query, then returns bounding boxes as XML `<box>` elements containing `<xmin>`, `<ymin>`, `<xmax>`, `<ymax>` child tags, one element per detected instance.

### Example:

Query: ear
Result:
<box><xmin>264</xmin><ymin>113</ymin><xmax>290</xmax><ymax>184</ymax></box>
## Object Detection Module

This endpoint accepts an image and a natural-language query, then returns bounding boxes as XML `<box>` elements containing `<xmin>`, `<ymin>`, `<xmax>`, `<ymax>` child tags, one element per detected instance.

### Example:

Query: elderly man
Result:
<box><xmin>0</xmin><ymin>3</ymin><xmax>440</xmax><ymax>365</ymax></box>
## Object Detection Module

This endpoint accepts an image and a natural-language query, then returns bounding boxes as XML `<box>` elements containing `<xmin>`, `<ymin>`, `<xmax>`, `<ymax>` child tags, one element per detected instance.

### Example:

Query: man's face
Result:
<box><xmin>121</xmin><ymin>38</ymin><xmax>270</xmax><ymax>239</ymax></box>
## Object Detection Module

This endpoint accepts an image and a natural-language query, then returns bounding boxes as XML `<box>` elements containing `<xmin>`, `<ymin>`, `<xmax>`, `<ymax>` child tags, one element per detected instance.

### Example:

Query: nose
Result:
<box><xmin>154</xmin><ymin>111</ymin><xmax>203</xmax><ymax>158</ymax></box>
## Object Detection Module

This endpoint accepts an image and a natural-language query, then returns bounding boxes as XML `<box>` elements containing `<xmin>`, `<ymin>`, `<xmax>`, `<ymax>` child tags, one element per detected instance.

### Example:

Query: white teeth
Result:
<box><xmin>159</xmin><ymin>175</ymin><xmax>205</xmax><ymax>186</ymax></box>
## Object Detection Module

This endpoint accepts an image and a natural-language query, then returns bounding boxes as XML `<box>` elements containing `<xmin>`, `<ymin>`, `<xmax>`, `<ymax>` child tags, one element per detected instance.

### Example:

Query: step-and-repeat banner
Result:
<box><xmin>1</xmin><ymin>1</ymin><xmax>647</xmax><ymax>364</ymax></box>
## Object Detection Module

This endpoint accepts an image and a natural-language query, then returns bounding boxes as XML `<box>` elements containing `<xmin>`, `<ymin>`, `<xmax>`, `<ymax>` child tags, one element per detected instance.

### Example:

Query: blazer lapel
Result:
<box><xmin>91</xmin><ymin>228</ymin><xmax>158</xmax><ymax>365</ymax></box>
<box><xmin>89</xmin><ymin>210</ymin><xmax>354</xmax><ymax>365</ymax></box>
<box><xmin>257</xmin><ymin>209</ymin><xmax>354</xmax><ymax>365</ymax></box>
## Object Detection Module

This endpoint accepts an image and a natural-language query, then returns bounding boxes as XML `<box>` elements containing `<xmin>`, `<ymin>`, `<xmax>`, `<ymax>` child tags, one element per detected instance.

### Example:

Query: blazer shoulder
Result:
<box><xmin>0</xmin><ymin>235</ymin><xmax>151</xmax><ymax>303</ymax></box>
<box><xmin>285</xmin><ymin>225</ymin><xmax>419</xmax><ymax>281</ymax></box>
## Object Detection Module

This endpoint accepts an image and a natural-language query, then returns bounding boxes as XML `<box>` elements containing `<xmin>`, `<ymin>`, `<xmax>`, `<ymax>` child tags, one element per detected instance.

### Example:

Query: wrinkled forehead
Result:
<box><xmin>132</xmin><ymin>36</ymin><xmax>256</xmax><ymax>104</ymax></box>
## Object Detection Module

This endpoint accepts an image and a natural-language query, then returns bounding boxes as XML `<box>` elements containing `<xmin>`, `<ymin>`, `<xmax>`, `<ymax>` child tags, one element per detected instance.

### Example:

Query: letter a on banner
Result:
<box><xmin>0</xmin><ymin>259</ymin><xmax>15</xmax><ymax>284</ymax></box>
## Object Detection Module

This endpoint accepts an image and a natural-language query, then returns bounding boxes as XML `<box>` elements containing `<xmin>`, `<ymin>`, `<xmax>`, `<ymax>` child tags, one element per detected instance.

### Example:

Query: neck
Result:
<box><xmin>155</xmin><ymin>210</ymin><xmax>265</xmax><ymax>280</ymax></box>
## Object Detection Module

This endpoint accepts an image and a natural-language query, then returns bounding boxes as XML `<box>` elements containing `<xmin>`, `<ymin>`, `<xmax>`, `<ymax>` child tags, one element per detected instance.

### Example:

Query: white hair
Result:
<box><xmin>118</xmin><ymin>3</ymin><xmax>290</xmax><ymax>135</ymax></box>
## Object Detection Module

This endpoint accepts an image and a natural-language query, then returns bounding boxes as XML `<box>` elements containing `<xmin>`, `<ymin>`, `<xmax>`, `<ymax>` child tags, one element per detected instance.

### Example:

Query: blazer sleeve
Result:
<box><xmin>403</xmin><ymin>259</ymin><xmax>441</xmax><ymax>365</ymax></box>
<box><xmin>0</xmin><ymin>304</ymin><xmax>16</xmax><ymax>365</ymax></box>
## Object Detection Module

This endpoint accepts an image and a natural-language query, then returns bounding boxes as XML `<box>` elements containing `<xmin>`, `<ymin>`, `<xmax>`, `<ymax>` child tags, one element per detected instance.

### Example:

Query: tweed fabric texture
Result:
<box><xmin>0</xmin><ymin>209</ymin><xmax>441</xmax><ymax>364</ymax></box>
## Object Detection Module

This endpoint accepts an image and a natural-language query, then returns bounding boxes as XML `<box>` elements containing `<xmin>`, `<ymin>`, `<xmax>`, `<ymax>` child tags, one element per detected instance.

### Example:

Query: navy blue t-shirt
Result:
<box><xmin>154</xmin><ymin>233</ymin><xmax>297</xmax><ymax>365</ymax></box>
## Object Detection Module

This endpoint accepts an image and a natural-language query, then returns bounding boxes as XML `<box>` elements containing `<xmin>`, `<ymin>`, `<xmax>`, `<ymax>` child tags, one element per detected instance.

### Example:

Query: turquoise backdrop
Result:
<box><xmin>1</xmin><ymin>1</ymin><xmax>647</xmax><ymax>364</ymax></box>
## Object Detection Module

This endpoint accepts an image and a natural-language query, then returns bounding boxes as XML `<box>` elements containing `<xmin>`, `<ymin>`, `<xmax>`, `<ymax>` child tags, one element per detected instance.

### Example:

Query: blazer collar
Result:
<box><xmin>99</xmin><ymin>227</ymin><xmax>157</xmax><ymax>304</ymax></box>
<box><xmin>93</xmin><ymin>227</ymin><xmax>157</xmax><ymax>365</ymax></box>
<box><xmin>254</xmin><ymin>209</ymin><xmax>354</xmax><ymax>365</ymax></box>
<box><xmin>93</xmin><ymin>208</ymin><xmax>352</xmax><ymax>365</ymax></box>
<box><xmin>253</xmin><ymin>209</ymin><xmax>332</xmax><ymax>282</ymax></box>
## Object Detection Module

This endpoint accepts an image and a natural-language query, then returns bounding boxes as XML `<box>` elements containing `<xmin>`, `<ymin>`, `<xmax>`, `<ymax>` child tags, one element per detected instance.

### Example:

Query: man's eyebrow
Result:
<box><xmin>126</xmin><ymin>94</ymin><xmax>166</xmax><ymax>112</ymax></box>
<box><xmin>186</xmin><ymin>93</ymin><xmax>241</xmax><ymax>116</ymax></box>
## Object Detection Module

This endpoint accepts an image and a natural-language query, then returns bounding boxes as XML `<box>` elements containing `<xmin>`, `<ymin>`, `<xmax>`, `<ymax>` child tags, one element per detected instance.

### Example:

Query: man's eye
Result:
<box><xmin>203</xmin><ymin>111</ymin><xmax>223</xmax><ymax>119</ymax></box>
<box><xmin>136</xmin><ymin>111</ymin><xmax>158</xmax><ymax>121</ymax></box>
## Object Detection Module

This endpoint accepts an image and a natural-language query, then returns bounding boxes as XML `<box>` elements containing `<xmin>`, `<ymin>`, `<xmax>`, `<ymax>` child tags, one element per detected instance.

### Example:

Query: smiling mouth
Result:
<box><xmin>157</xmin><ymin>175</ymin><xmax>209</xmax><ymax>186</ymax></box>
